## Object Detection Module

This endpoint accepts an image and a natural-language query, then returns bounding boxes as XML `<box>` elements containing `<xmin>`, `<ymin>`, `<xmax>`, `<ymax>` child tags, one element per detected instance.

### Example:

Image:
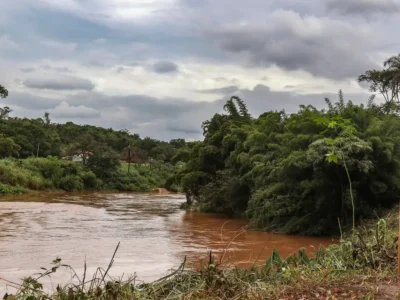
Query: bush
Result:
<box><xmin>58</xmin><ymin>175</ymin><xmax>84</xmax><ymax>191</ymax></box>
<box><xmin>81</xmin><ymin>171</ymin><xmax>98</xmax><ymax>189</ymax></box>
<box><xmin>0</xmin><ymin>157</ymin><xmax>176</xmax><ymax>194</ymax></box>
<box><xmin>0</xmin><ymin>183</ymin><xmax>26</xmax><ymax>194</ymax></box>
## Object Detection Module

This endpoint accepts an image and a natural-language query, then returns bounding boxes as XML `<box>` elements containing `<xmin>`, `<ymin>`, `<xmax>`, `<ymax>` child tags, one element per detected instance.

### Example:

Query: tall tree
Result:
<box><xmin>0</xmin><ymin>85</ymin><xmax>8</xmax><ymax>99</ymax></box>
<box><xmin>223</xmin><ymin>96</ymin><xmax>251</xmax><ymax>121</ymax></box>
<box><xmin>43</xmin><ymin>112</ymin><xmax>51</xmax><ymax>126</ymax></box>
<box><xmin>0</xmin><ymin>106</ymin><xmax>12</xmax><ymax>120</ymax></box>
<box><xmin>358</xmin><ymin>53</ymin><xmax>400</xmax><ymax>111</ymax></box>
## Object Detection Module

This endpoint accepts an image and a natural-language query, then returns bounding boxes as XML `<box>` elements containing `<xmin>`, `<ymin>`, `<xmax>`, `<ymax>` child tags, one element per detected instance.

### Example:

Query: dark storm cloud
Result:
<box><xmin>1</xmin><ymin>0</ymin><xmax>391</xmax><ymax>140</ymax></box>
<box><xmin>208</xmin><ymin>10</ymin><xmax>378</xmax><ymax>80</ymax></box>
<box><xmin>23</xmin><ymin>76</ymin><xmax>95</xmax><ymax>91</ymax></box>
<box><xmin>152</xmin><ymin>61</ymin><xmax>179</xmax><ymax>74</ymax></box>
<box><xmin>166</xmin><ymin>123</ymin><xmax>202</xmax><ymax>135</ymax></box>
<box><xmin>199</xmin><ymin>85</ymin><xmax>239</xmax><ymax>94</ymax></box>
<box><xmin>3</xmin><ymin>92</ymin><xmax>61</xmax><ymax>109</ymax></box>
<box><xmin>326</xmin><ymin>0</ymin><xmax>400</xmax><ymax>16</ymax></box>
<box><xmin>65</xmin><ymin>92</ymin><xmax>206</xmax><ymax>121</ymax></box>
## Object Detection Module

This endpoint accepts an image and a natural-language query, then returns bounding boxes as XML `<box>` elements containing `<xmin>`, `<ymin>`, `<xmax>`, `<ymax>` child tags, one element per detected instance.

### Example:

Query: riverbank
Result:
<box><xmin>2</xmin><ymin>208</ymin><xmax>399</xmax><ymax>299</ymax></box>
<box><xmin>0</xmin><ymin>157</ymin><xmax>175</xmax><ymax>195</ymax></box>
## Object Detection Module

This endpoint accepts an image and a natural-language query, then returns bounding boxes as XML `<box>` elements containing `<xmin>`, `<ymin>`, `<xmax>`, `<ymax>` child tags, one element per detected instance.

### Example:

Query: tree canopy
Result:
<box><xmin>0</xmin><ymin>85</ymin><xmax>8</xmax><ymax>99</ymax></box>
<box><xmin>168</xmin><ymin>55</ymin><xmax>400</xmax><ymax>235</ymax></box>
<box><xmin>358</xmin><ymin>54</ymin><xmax>400</xmax><ymax>112</ymax></box>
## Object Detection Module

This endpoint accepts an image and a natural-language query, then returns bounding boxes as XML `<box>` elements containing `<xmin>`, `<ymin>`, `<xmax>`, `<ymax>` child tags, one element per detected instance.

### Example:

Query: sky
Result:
<box><xmin>1</xmin><ymin>0</ymin><xmax>399</xmax><ymax>141</ymax></box>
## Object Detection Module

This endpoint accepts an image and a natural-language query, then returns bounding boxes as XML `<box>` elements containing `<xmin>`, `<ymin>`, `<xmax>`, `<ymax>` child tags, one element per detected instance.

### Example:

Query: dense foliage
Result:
<box><xmin>169</xmin><ymin>55</ymin><xmax>400</xmax><ymax>235</ymax></box>
<box><xmin>0</xmin><ymin>157</ymin><xmax>175</xmax><ymax>193</ymax></box>
<box><xmin>0</xmin><ymin>88</ymin><xmax>186</xmax><ymax>193</ymax></box>
<box><xmin>0</xmin><ymin>111</ymin><xmax>185</xmax><ymax>163</ymax></box>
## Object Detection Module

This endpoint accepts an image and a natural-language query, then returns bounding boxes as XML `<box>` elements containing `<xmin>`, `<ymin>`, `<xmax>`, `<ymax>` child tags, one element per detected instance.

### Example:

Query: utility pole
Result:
<box><xmin>36</xmin><ymin>143</ymin><xmax>40</xmax><ymax>157</ymax></box>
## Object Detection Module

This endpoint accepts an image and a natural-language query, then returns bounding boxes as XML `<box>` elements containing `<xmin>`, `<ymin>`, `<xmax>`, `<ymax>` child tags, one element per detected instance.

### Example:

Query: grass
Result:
<box><xmin>2</xmin><ymin>209</ymin><xmax>400</xmax><ymax>299</ymax></box>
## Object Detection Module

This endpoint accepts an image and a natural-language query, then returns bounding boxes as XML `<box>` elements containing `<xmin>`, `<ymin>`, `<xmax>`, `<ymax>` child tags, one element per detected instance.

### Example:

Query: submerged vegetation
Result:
<box><xmin>168</xmin><ymin>54</ymin><xmax>400</xmax><ymax>236</ymax></box>
<box><xmin>2</xmin><ymin>210</ymin><xmax>399</xmax><ymax>299</ymax></box>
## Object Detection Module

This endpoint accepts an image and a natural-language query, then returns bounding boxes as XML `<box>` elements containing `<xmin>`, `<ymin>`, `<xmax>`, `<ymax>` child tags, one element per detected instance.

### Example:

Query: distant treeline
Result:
<box><xmin>0</xmin><ymin>85</ymin><xmax>187</xmax><ymax>193</ymax></box>
<box><xmin>0</xmin><ymin>157</ymin><xmax>176</xmax><ymax>194</ymax></box>
<box><xmin>0</xmin><ymin>106</ymin><xmax>186</xmax><ymax>163</ymax></box>
<box><xmin>167</xmin><ymin>54</ymin><xmax>400</xmax><ymax>235</ymax></box>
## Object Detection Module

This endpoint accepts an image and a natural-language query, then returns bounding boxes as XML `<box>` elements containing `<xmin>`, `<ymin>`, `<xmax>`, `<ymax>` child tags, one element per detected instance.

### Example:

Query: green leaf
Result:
<box><xmin>326</xmin><ymin>138</ymin><xmax>335</xmax><ymax>145</ymax></box>
<box><xmin>328</xmin><ymin>121</ymin><xmax>337</xmax><ymax>128</ymax></box>
<box><xmin>314</xmin><ymin>116</ymin><xmax>328</xmax><ymax>125</ymax></box>
<box><xmin>325</xmin><ymin>152</ymin><xmax>338</xmax><ymax>164</ymax></box>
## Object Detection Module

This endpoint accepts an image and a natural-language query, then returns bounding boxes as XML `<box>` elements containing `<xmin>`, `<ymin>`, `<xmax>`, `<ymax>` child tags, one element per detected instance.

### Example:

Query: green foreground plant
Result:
<box><xmin>316</xmin><ymin>109</ymin><xmax>369</xmax><ymax>239</ymax></box>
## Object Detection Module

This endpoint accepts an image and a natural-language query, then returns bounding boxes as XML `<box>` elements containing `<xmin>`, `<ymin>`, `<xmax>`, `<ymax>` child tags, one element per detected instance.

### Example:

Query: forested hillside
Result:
<box><xmin>168</xmin><ymin>54</ymin><xmax>400</xmax><ymax>235</ymax></box>
<box><xmin>0</xmin><ymin>106</ymin><xmax>185</xmax><ymax>163</ymax></box>
<box><xmin>0</xmin><ymin>84</ymin><xmax>186</xmax><ymax>193</ymax></box>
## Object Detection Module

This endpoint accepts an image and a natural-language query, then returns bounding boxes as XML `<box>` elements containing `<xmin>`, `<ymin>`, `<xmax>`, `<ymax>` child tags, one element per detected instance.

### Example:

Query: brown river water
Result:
<box><xmin>0</xmin><ymin>192</ymin><xmax>334</xmax><ymax>293</ymax></box>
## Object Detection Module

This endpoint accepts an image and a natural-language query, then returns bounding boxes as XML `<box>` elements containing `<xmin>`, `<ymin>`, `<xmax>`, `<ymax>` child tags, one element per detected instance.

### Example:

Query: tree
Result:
<box><xmin>0</xmin><ymin>85</ymin><xmax>8</xmax><ymax>99</ymax></box>
<box><xmin>87</xmin><ymin>145</ymin><xmax>120</xmax><ymax>180</ymax></box>
<box><xmin>44</xmin><ymin>112</ymin><xmax>51</xmax><ymax>126</ymax></box>
<box><xmin>169</xmin><ymin>138</ymin><xmax>186</xmax><ymax>148</ymax></box>
<box><xmin>358</xmin><ymin>54</ymin><xmax>400</xmax><ymax>111</ymax></box>
<box><xmin>173</xmin><ymin>92</ymin><xmax>400</xmax><ymax>235</ymax></box>
<box><xmin>67</xmin><ymin>134</ymin><xmax>97</xmax><ymax>164</ymax></box>
<box><xmin>0</xmin><ymin>106</ymin><xmax>12</xmax><ymax>120</ymax></box>
<box><xmin>0</xmin><ymin>134</ymin><xmax>20</xmax><ymax>158</ymax></box>
<box><xmin>223</xmin><ymin>96</ymin><xmax>251</xmax><ymax>121</ymax></box>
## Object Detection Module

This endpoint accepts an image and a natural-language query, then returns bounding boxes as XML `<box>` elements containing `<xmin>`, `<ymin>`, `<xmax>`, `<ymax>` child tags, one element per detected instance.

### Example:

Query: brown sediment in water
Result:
<box><xmin>153</xmin><ymin>187</ymin><xmax>171</xmax><ymax>194</ymax></box>
<box><xmin>0</xmin><ymin>192</ymin><xmax>334</xmax><ymax>292</ymax></box>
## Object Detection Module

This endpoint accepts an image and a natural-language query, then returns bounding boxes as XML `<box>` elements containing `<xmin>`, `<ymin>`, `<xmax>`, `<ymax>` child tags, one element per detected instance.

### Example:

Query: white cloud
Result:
<box><xmin>0</xmin><ymin>35</ymin><xmax>20</xmax><ymax>50</ymax></box>
<box><xmin>35</xmin><ymin>0</ymin><xmax>178</xmax><ymax>24</ymax></box>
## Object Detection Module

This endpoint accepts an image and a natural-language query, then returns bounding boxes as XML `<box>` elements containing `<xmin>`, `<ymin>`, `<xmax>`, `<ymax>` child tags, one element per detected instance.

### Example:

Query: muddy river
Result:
<box><xmin>0</xmin><ymin>192</ymin><xmax>334</xmax><ymax>293</ymax></box>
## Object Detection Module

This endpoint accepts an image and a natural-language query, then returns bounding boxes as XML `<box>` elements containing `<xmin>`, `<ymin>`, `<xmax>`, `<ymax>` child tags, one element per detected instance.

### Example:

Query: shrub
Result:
<box><xmin>81</xmin><ymin>171</ymin><xmax>98</xmax><ymax>189</ymax></box>
<box><xmin>58</xmin><ymin>175</ymin><xmax>84</xmax><ymax>191</ymax></box>
<box><xmin>0</xmin><ymin>183</ymin><xmax>26</xmax><ymax>194</ymax></box>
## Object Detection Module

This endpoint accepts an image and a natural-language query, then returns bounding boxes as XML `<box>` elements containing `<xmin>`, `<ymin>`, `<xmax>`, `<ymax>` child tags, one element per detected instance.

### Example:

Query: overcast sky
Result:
<box><xmin>1</xmin><ymin>0</ymin><xmax>399</xmax><ymax>141</ymax></box>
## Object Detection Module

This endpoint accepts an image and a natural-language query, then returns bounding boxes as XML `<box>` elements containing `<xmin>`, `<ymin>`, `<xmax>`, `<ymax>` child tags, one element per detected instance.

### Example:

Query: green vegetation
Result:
<box><xmin>0</xmin><ymin>85</ymin><xmax>8</xmax><ymax>99</ymax></box>
<box><xmin>168</xmin><ymin>54</ymin><xmax>400</xmax><ymax>236</ymax></box>
<box><xmin>2</xmin><ymin>54</ymin><xmax>400</xmax><ymax>298</ymax></box>
<box><xmin>0</xmin><ymin>157</ymin><xmax>176</xmax><ymax>193</ymax></box>
<box><xmin>0</xmin><ymin>87</ymin><xmax>187</xmax><ymax>193</ymax></box>
<box><xmin>0</xmin><ymin>98</ymin><xmax>186</xmax><ymax>162</ymax></box>
<box><xmin>3</xmin><ymin>210</ymin><xmax>399</xmax><ymax>299</ymax></box>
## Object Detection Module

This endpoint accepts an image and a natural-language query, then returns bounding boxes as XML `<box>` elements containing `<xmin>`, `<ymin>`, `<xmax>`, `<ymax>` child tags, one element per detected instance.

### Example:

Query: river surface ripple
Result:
<box><xmin>0</xmin><ymin>192</ymin><xmax>334</xmax><ymax>293</ymax></box>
